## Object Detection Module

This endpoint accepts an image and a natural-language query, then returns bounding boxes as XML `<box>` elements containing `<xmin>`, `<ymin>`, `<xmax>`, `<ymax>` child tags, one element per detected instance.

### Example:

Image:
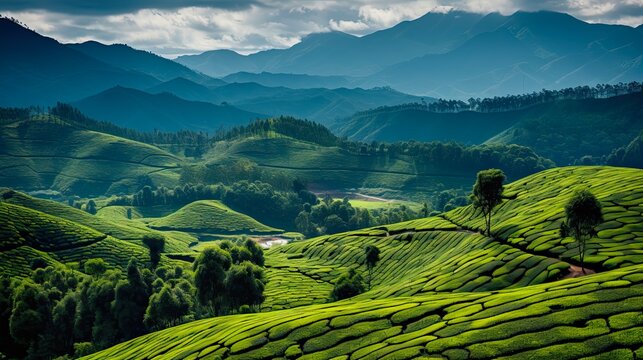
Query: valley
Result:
<box><xmin>0</xmin><ymin>6</ymin><xmax>642</xmax><ymax>360</ymax></box>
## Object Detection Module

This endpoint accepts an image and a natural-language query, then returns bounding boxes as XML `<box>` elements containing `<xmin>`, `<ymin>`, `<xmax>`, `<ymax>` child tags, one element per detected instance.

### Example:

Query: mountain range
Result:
<box><xmin>176</xmin><ymin>11</ymin><xmax>643</xmax><ymax>99</ymax></box>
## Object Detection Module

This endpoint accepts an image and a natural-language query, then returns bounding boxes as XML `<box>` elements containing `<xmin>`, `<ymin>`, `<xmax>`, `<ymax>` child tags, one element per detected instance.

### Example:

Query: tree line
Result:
<box><xmin>353</xmin><ymin>81</ymin><xmax>643</xmax><ymax>116</ymax></box>
<box><xmin>0</xmin><ymin>238</ymin><xmax>266</xmax><ymax>359</ymax></box>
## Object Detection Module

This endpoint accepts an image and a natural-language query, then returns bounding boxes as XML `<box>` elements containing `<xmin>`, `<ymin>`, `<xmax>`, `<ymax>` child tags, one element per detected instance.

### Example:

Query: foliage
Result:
<box><xmin>364</xmin><ymin>245</ymin><xmax>380</xmax><ymax>290</ymax></box>
<box><xmin>560</xmin><ymin>189</ymin><xmax>604</xmax><ymax>273</ymax></box>
<box><xmin>471</xmin><ymin>169</ymin><xmax>506</xmax><ymax>236</ymax></box>
<box><xmin>330</xmin><ymin>268</ymin><xmax>365</xmax><ymax>301</ymax></box>
<box><xmin>193</xmin><ymin>247</ymin><xmax>232</xmax><ymax>315</ymax></box>
<box><xmin>142</xmin><ymin>235</ymin><xmax>165</xmax><ymax>269</ymax></box>
<box><xmin>224</xmin><ymin>261</ymin><xmax>266</xmax><ymax>311</ymax></box>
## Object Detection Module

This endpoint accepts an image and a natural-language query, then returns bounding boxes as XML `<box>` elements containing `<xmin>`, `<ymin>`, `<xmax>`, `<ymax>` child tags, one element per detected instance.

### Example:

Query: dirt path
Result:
<box><xmin>563</xmin><ymin>265</ymin><xmax>596</xmax><ymax>279</ymax></box>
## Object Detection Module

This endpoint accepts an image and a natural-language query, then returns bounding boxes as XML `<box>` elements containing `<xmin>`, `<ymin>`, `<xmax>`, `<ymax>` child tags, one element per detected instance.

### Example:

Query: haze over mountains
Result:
<box><xmin>177</xmin><ymin>10</ymin><xmax>643</xmax><ymax>99</ymax></box>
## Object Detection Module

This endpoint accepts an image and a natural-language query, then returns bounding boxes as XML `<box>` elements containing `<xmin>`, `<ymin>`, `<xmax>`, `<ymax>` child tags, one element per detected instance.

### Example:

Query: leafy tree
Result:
<box><xmin>85</xmin><ymin>200</ymin><xmax>97</xmax><ymax>215</ymax></box>
<box><xmin>470</xmin><ymin>169</ymin><xmax>506</xmax><ymax>236</ymax></box>
<box><xmin>224</xmin><ymin>261</ymin><xmax>266</xmax><ymax>312</ymax></box>
<box><xmin>112</xmin><ymin>259</ymin><xmax>149</xmax><ymax>340</ymax></box>
<box><xmin>144</xmin><ymin>285</ymin><xmax>191</xmax><ymax>330</ymax></box>
<box><xmin>52</xmin><ymin>292</ymin><xmax>78</xmax><ymax>355</ymax></box>
<box><xmin>9</xmin><ymin>280</ymin><xmax>52</xmax><ymax>357</ymax></box>
<box><xmin>193</xmin><ymin>247</ymin><xmax>231</xmax><ymax>315</ymax></box>
<box><xmin>0</xmin><ymin>277</ymin><xmax>20</xmax><ymax>358</ymax></box>
<box><xmin>229</xmin><ymin>246</ymin><xmax>253</xmax><ymax>265</ymax></box>
<box><xmin>126</xmin><ymin>208</ymin><xmax>133</xmax><ymax>219</ymax></box>
<box><xmin>244</xmin><ymin>239</ymin><xmax>265</xmax><ymax>266</ymax></box>
<box><xmin>364</xmin><ymin>245</ymin><xmax>380</xmax><ymax>290</ymax></box>
<box><xmin>142</xmin><ymin>235</ymin><xmax>165</xmax><ymax>269</ymax></box>
<box><xmin>330</xmin><ymin>268</ymin><xmax>364</xmax><ymax>301</ymax></box>
<box><xmin>84</xmin><ymin>258</ymin><xmax>107</xmax><ymax>277</ymax></box>
<box><xmin>560</xmin><ymin>189</ymin><xmax>603</xmax><ymax>273</ymax></box>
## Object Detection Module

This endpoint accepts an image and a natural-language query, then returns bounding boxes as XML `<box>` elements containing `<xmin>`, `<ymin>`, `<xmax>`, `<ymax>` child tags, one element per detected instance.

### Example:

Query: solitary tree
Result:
<box><xmin>364</xmin><ymin>245</ymin><xmax>380</xmax><ymax>290</ymax></box>
<box><xmin>85</xmin><ymin>200</ymin><xmax>97</xmax><ymax>215</ymax></box>
<box><xmin>560</xmin><ymin>189</ymin><xmax>603</xmax><ymax>274</ymax></box>
<box><xmin>142</xmin><ymin>235</ymin><xmax>165</xmax><ymax>269</ymax></box>
<box><xmin>330</xmin><ymin>268</ymin><xmax>364</xmax><ymax>301</ymax></box>
<box><xmin>470</xmin><ymin>169</ymin><xmax>506</xmax><ymax>236</ymax></box>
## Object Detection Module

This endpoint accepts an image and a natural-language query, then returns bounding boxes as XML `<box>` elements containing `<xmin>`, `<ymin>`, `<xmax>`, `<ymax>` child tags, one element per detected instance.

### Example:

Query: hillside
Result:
<box><xmin>336</xmin><ymin>92</ymin><xmax>643</xmax><ymax>164</ymax></box>
<box><xmin>146</xmin><ymin>79</ymin><xmax>421</xmax><ymax>125</ymax></box>
<box><xmin>0</xmin><ymin>18</ymin><xmax>159</xmax><ymax>106</ymax></box>
<box><xmin>222</xmin><ymin>72</ymin><xmax>353</xmax><ymax>89</ymax></box>
<box><xmin>0</xmin><ymin>116</ymin><xmax>181</xmax><ymax>196</ymax></box>
<box><xmin>0</xmin><ymin>189</ymin><xmax>196</xmax><ymax>253</ymax></box>
<box><xmin>147</xmin><ymin>200</ymin><xmax>281</xmax><ymax>234</ymax></box>
<box><xmin>0</xmin><ymin>200</ymin><xmax>176</xmax><ymax>278</ymax></box>
<box><xmin>86</xmin><ymin>166</ymin><xmax>643</xmax><ymax>359</ymax></box>
<box><xmin>333</xmin><ymin>104</ymin><xmax>520</xmax><ymax>144</ymax></box>
<box><xmin>73</xmin><ymin>86</ymin><xmax>265</xmax><ymax>132</ymax></box>
<box><xmin>486</xmin><ymin>92</ymin><xmax>643</xmax><ymax>164</ymax></box>
<box><xmin>67</xmin><ymin>41</ymin><xmax>221</xmax><ymax>86</ymax></box>
<box><xmin>204</xmin><ymin>131</ymin><xmax>553</xmax><ymax>200</ymax></box>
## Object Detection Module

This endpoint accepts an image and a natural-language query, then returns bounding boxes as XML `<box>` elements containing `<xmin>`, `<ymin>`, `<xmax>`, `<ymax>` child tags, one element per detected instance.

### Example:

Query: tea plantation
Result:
<box><xmin>85</xmin><ymin>166</ymin><xmax>643</xmax><ymax>359</ymax></box>
<box><xmin>147</xmin><ymin>200</ymin><xmax>281</xmax><ymax>234</ymax></box>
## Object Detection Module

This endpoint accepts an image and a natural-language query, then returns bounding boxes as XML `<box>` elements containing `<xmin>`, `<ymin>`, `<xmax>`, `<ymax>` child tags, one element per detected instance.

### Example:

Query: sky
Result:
<box><xmin>2</xmin><ymin>0</ymin><xmax>642</xmax><ymax>58</ymax></box>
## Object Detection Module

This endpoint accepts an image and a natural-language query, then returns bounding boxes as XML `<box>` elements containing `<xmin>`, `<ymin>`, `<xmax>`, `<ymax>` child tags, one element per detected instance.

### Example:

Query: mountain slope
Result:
<box><xmin>85</xmin><ymin>166</ymin><xmax>643</xmax><ymax>360</ymax></box>
<box><xmin>176</xmin><ymin>11</ymin><xmax>643</xmax><ymax>98</ymax></box>
<box><xmin>175</xmin><ymin>11</ymin><xmax>493</xmax><ymax>78</ymax></box>
<box><xmin>485</xmin><ymin>92</ymin><xmax>643</xmax><ymax>164</ymax></box>
<box><xmin>222</xmin><ymin>72</ymin><xmax>353</xmax><ymax>89</ymax></box>
<box><xmin>67</xmin><ymin>41</ymin><xmax>223</xmax><ymax>86</ymax></box>
<box><xmin>371</xmin><ymin>11</ymin><xmax>643</xmax><ymax>97</ymax></box>
<box><xmin>0</xmin><ymin>18</ymin><xmax>159</xmax><ymax>106</ymax></box>
<box><xmin>73</xmin><ymin>86</ymin><xmax>265</xmax><ymax>132</ymax></box>
<box><xmin>336</xmin><ymin>92</ymin><xmax>643</xmax><ymax>164</ymax></box>
<box><xmin>0</xmin><ymin>115</ymin><xmax>181</xmax><ymax>196</ymax></box>
<box><xmin>145</xmin><ymin>79</ymin><xmax>421</xmax><ymax>125</ymax></box>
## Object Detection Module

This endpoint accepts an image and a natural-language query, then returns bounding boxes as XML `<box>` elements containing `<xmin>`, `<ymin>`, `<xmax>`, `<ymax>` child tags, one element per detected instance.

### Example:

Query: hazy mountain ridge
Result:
<box><xmin>175</xmin><ymin>10</ymin><xmax>643</xmax><ymax>98</ymax></box>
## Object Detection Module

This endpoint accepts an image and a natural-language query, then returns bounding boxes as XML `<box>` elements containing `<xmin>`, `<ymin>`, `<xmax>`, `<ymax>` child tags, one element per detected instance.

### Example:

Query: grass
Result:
<box><xmin>146</xmin><ymin>200</ymin><xmax>282</xmax><ymax>234</ymax></box>
<box><xmin>0</xmin><ymin>117</ymin><xmax>181</xmax><ymax>196</ymax></box>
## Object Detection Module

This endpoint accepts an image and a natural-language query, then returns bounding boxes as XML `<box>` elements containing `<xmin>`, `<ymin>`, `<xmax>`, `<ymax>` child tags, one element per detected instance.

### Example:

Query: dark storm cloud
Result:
<box><xmin>0</xmin><ymin>0</ymin><xmax>259</xmax><ymax>14</ymax></box>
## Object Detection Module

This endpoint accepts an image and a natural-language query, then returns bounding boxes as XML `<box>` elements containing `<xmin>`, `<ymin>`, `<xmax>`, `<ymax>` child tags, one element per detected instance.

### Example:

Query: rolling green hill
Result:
<box><xmin>0</xmin><ymin>200</ymin><xmax>174</xmax><ymax>278</ymax></box>
<box><xmin>204</xmin><ymin>134</ymin><xmax>552</xmax><ymax>200</ymax></box>
<box><xmin>147</xmin><ymin>200</ymin><xmax>281</xmax><ymax>234</ymax></box>
<box><xmin>0</xmin><ymin>115</ymin><xmax>181</xmax><ymax>196</ymax></box>
<box><xmin>335</xmin><ymin>92</ymin><xmax>643</xmax><ymax>166</ymax></box>
<box><xmin>486</xmin><ymin>92</ymin><xmax>643</xmax><ymax>164</ymax></box>
<box><xmin>0</xmin><ymin>189</ymin><xmax>196</xmax><ymax>253</ymax></box>
<box><xmin>85</xmin><ymin>166</ymin><xmax>643</xmax><ymax>359</ymax></box>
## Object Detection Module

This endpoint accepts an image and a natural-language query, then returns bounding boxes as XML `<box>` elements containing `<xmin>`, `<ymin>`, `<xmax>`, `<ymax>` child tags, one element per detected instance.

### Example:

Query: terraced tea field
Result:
<box><xmin>86</xmin><ymin>264</ymin><xmax>643</xmax><ymax>360</ymax></box>
<box><xmin>147</xmin><ymin>200</ymin><xmax>281</xmax><ymax>234</ymax></box>
<box><xmin>85</xmin><ymin>166</ymin><xmax>643</xmax><ymax>359</ymax></box>
<box><xmin>0</xmin><ymin>200</ymin><xmax>175</xmax><ymax>276</ymax></box>
<box><xmin>0</xmin><ymin>118</ymin><xmax>182</xmax><ymax>196</ymax></box>
<box><xmin>445</xmin><ymin>166</ymin><xmax>643</xmax><ymax>270</ymax></box>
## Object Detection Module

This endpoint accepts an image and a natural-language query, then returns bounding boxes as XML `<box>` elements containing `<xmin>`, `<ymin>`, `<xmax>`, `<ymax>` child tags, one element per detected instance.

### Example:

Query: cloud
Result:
<box><xmin>1</xmin><ymin>0</ymin><xmax>641</xmax><ymax>57</ymax></box>
<box><xmin>0</xmin><ymin>0</ymin><xmax>258</xmax><ymax>15</ymax></box>
<box><xmin>329</xmin><ymin>19</ymin><xmax>369</xmax><ymax>32</ymax></box>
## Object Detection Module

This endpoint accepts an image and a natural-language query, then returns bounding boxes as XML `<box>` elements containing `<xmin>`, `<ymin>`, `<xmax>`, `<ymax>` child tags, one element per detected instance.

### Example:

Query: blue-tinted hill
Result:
<box><xmin>73</xmin><ymin>86</ymin><xmax>265</xmax><ymax>132</ymax></box>
<box><xmin>0</xmin><ymin>18</ymin><xmax>159</xmax><ymax>106</ymax></box>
